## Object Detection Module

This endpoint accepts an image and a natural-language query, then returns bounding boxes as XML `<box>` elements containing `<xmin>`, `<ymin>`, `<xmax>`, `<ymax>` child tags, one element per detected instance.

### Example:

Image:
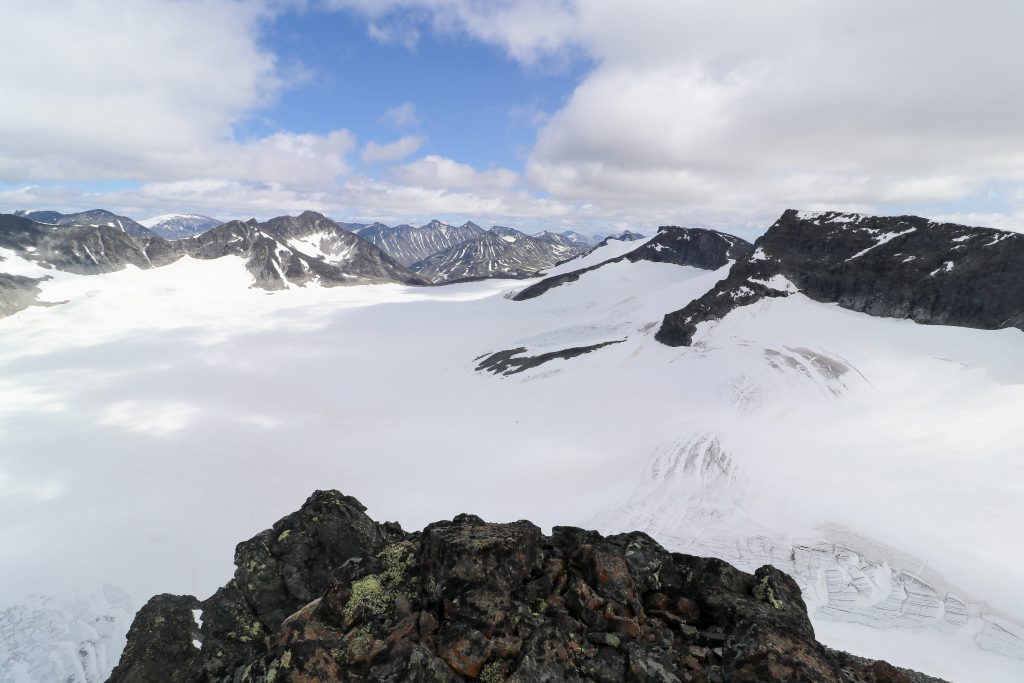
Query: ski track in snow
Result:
<box><xmin>0</xmin><ymin>242</ymin><xmax>1022</xmax><ymax>682</ymax></box>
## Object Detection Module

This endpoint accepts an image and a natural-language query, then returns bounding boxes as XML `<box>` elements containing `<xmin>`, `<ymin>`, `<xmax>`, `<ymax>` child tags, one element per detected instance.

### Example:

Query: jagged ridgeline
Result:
<box><xmin>110</xmin><ymin>491</ymin><xmax>943</xmax><ymax>682</ymax></box>
<box><xmin>0</xmin><ymin>211</ymin><xmax>426</xmax><ymax>316</ymax></box>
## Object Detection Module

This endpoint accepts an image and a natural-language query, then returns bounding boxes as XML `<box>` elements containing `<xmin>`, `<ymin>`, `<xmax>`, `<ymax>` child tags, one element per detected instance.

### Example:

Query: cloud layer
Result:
<box><xmin>3</xmin><ymin>0</ymin><xmax>1024</xmax><ymax>235</ymax></box>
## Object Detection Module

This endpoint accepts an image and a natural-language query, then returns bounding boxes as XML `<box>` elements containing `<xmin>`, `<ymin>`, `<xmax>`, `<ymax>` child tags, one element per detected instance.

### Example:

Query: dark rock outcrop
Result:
<box><xmin>111</xmin><ymin>490</ymin><xmax>946</xmax><ymax>682</ymax></box>
<box><xmin>1</xmin><ymin>213</ymin><xmax>160</xmax><ymax>274</ymax></box>
<box><xmin>475</xmin><ymin>340</ymin><xmax>626</xmax><ymax>375</ymax></box>
<box><xmin>0</xmin><ymin>273</ymin><xmax>47</xmax><ymax>317</ymax></box>
<box><xmin>657</xmin><ymin>210</ymin><xmax>1024</xmax><ymax>346</ymax></box>
<box><xmin>514</xmin><ymin>226</ymin><xmax>751</xmax><ymax>301</ymax></box>
<box><xmin>107</xmin><ymin>594</ymin><xmax>201</xmax><ymax>683</ymax></box>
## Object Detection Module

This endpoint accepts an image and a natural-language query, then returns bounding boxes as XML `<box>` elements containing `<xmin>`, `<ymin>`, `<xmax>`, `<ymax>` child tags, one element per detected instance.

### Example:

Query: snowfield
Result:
<box><xmin>0</xmin><ymin>242</ymin><xmax>1022</xmax><ymax>682</ymax></box>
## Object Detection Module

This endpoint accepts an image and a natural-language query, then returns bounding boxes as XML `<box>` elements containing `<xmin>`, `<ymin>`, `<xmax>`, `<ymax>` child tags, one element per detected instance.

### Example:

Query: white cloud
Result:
<box><xmin>0</xmin><ymin>0</ymin><xmax>358</xmax><ymax>190</ymax></box>
<box><xmin>0</xmin><ymin>1</ymin><xmax>273</xmax><ymax>181</ymax></box>
<box><xmin>393</xmin><ymin>155</ymin><xmax>520</xmax><ymax>190</ymax></box>
<box><xmin>323</xmin><ymin>0</ymin><xmax>1024</xmax><ymax>230</ymax></box>
<box><xmin>362</xmin><ymin>136</ymin><xmax>427</xmax><ymax>164</ymax></box>
<box><xmin>323</xmin><ymin>0</ymin><xmax>580</xmax><ymax>64</ymax></box>
<box><xmin>6</xmin><ymin>1</ymin><xmax>1024</xmax><ymax>236</ymax></box>
<box><xmin>379</xmin><ymin>102</ymin><xmax>422</xmax><ymax>128</ymax></box>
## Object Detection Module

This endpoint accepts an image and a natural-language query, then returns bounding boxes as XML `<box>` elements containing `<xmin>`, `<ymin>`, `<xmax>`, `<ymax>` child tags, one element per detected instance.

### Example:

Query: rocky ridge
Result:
<box><xmin>110</xmin><ymin>490</ymin><xmax>944</xmax><ymax>683</ymax></box>
<box><xmin>514</xmin><ymin>227</ymin><xmax>751</xmax><ymax>301</ymax></box>
<box><xmin>357</xmin><ymin>220</ymin><xmax>488</xmax><ymax>267</ymax></box>
<box><xmin>16</xmin><ymin>208</ymin><xmax>155</xmax><ymax>237</ymax></box>
<box><xmin>140</xmin><ymin>213</ymin><xmax>223</xmax><ymax>239</ymax></box>
<box><xmin>657</xmin><ymin>210</ymin><xmax>1024</xmax><ymax>346</ymax></box>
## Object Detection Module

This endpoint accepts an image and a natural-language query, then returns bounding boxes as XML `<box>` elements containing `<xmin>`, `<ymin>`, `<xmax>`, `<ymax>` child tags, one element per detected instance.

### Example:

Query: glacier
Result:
<box><xmin>0</xmin><ymin>240</ymin><xmax>1022</xmax><ymax>681</ymax></box>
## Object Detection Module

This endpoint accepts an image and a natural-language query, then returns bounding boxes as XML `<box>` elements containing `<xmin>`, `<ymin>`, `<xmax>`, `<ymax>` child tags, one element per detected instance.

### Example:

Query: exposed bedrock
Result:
<box><xmin>656</xmin><ymin>210</ymin><xmax>1024</xmax><ymax>346</ymax></box>
<box><xmin>110</xmin><ymin>490</ymin><xmax>945</xmax><ymax>682</ymax></box>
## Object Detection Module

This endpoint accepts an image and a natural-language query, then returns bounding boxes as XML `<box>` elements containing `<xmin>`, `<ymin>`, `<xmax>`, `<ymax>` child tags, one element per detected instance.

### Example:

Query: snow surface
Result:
<box><xmin>138</xmin><ymin>213</ymin><xmax>211</xmax><ymax>228</ymax></box>
<box><xmin>0</xmin><ymin>251</ymin><xmax>1022</xmax><ymax>682</ymax></box>
<box><xmin>846</xmin><ymin>227</ymin><xmax>917</xmax><ymax>260</ymax></box>
<box><xmin>540</xmin><ymin>233</ymin><xmax>657</xmax><ymax>277</ymax></box>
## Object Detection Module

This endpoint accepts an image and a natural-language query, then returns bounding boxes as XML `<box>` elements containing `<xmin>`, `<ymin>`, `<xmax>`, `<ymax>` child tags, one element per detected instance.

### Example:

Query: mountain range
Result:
<box><xmin>410</xmin><ymin>224</ymin><xmax>590</xmax><ymax>283</ymax></box>
<box><xmin>15</xmin><ymin>208</ymin><xmax>155</xmax><ymax>237</ymax></box>
<box><xmin>0</xmin><ymin>212</ymin><xmax>618</xmax><ymax>314</ymax></box>
<box><xmin>139</xmin><ymin>213</ymin><xmax>223</xmax><ymax>239</ymax></box>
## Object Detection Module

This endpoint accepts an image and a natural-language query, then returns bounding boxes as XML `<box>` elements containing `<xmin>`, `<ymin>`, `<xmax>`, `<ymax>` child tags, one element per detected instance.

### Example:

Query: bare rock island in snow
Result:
<box><xmin>109</xmin><ymin>490</ymin><xmax>944</xmax><ymax>683</ymax></box>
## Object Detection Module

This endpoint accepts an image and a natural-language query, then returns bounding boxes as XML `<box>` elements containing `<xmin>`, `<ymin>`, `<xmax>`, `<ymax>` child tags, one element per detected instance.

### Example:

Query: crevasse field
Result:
<box><xmin>1</xmin><ymin>239</ymin><xmax>1023</xmax><ymax>682</ymax></box>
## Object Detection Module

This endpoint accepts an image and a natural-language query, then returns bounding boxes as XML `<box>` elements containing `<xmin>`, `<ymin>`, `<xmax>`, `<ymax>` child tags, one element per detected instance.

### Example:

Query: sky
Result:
<box><xmin>1</xmin><ymin>0</ymin><xmax>1023</xmax><ymax>238</ymax></box>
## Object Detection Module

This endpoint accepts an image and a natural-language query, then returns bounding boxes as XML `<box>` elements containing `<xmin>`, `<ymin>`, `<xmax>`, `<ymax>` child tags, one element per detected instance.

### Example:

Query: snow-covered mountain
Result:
<box><xmin>139</xmin><ymin>213</ymin><xmax>221</xmax><ymax>239</ymax></box>
<box><xmin>1</xmin><ymin>208</ymin><xmax>1023</xmax><ymax>682</ymax></box>
<box><xmin>532</xmin><ymin>229</ymin><xmax>597</xmax><ymax>250</ymax></box>
<box><xmin>356</xmin><ymin>219</ymin><xmax>486</xmax><ymax>266</ymax></box>
<box><xmin>0</xmin><ymin>211</ymin><xmax>424</xmax><ymax>316</ymax></box>
<box><xmin>558</xmin><ymin>229</ymin><xmax>597</xmax><ymax>248</ymax></box>
<box><xmin>16</xmin><ymin>208</ymin><xmax>155</xmax><ymax>237</ymax></box>
<box><xmin>160</xmin><ymin>211</ymin><xmax>424</xmax><ymax>289</ymax></box>
<box><xmin>592</xmin><ymin>229</ymin><xmax>645</xmax><ymax>247</ymax></box>
<box><xmin>411</xmin><ymin>225</ymin><xmax>589</xmax><ymax>283</ymax></box>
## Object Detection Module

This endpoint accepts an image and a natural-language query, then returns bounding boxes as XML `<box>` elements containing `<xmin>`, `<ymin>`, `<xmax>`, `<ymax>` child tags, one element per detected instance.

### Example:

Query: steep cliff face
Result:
<box><xmin>657</xmin><ymin>210</ymin><xmax>1024</xmax><ymax>347</ymax></box>
<box><xmin>110</xmin><ymin>491</ymin><xmax>943</xmax><ymax>683</ymax></box>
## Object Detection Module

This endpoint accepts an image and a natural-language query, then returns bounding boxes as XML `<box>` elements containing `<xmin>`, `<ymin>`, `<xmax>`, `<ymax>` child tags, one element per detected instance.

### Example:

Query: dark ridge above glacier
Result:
<box><xmin>656</xmin><ymin>209</ymin><xmax>1024</xmax><ymax>346</ymax></box>
<box><xmin>514</xmin><ymin>226</ymin><xmax>752</xmax><ymax>301</ymax></box>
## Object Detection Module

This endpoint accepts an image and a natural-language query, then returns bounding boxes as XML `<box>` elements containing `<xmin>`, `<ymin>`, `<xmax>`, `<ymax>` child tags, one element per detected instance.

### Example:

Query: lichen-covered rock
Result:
<box><xmin>107</xmin><ymin>594</ymin><xmax>200</xmax><ymax>683</ymax></box>
<box><xmin>110</xmin><ymin>491</ymin><xmax>947</xmax><ymax>682</ymax></box>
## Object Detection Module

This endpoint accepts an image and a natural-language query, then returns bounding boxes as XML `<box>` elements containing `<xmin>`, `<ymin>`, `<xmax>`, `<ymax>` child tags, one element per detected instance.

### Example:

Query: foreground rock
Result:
<box><xmin>110</xmin><ymin>490</ymin><xmax>945</xmax><ymax>682</ymax></box>
<box><xmin>657</xmin><ymin>210</ymin><xmax>1024</xmax><ymax>346</ymax></box>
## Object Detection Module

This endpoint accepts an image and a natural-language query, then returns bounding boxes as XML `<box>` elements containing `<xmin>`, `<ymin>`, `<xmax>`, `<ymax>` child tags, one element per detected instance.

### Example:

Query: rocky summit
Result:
<box><xmin>656</xmin><ymin>209</ymin><xmax>1024</xmax><ymax>347</ymax></box>
<box><xmin>109</xmin><ymin>491</ymin><xmax>943</xmax><ymax>683</ymax></box>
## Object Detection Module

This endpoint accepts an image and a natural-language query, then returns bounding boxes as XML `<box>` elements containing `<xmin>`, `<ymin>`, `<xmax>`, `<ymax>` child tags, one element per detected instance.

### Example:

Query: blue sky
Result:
<box><xmin>252</xmin><ymin>9</ymin><xmax>586</xmax><ymax>171</ymax></box>
<box><xmin>1</xmin><ymin>1</ymin><xmax>1023</xmax><ymax>238</ymax></box>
